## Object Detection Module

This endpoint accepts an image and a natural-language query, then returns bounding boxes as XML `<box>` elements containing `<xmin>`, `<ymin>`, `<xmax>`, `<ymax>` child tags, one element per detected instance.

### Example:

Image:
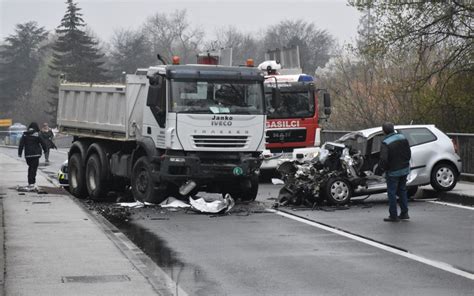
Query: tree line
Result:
<box><xmin>0</xmin><ymin>0</ymin><xmax>472</xmax><ymax>132</ymax></box>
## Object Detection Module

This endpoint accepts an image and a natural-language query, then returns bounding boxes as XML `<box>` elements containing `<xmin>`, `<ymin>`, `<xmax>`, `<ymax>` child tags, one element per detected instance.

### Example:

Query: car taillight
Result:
<box><xmin>451</xmin><ymin>137</ymin><xmax>459</xmax><ymax>154</ymax></box>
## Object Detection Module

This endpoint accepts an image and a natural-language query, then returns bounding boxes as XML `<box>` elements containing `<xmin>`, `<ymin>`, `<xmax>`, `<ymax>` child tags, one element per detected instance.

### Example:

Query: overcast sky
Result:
<box><xmin>0</xmin><ymin>0</ymin><xmax>362</xmax><ymax>44</ymax></box>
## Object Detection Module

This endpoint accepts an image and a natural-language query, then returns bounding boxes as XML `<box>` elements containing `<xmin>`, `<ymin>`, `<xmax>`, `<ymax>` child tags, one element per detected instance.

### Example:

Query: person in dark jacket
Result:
<box><xmin>18</xmin><ymin>122</ymin><xmax>47</xmax><ymax>189</ymax></box>
<box><xmin>39</xmin><ymin>122</ymin><xmax>56</xmax><ymax>163</ymax></box>
<box><xmin>377</xmin><ymin>122</ymin><xmax>412</xmax><ymax>222</ymax></box>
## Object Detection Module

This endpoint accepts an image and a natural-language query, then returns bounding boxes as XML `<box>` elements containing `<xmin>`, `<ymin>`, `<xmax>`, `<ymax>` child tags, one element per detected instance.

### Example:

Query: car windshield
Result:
<box><xmin>336</xmin><ymin>132</ymin><xmax>367</xmax><ymax>153</ymax></box>
<box><xmin>265</xmin><ymin>90</ymin><xmax>315</xmax><ymax>119</ymax></box>
<box><xmin>170</xmin><ymin>79</ymin><xmax>264</xmax><ymax>114</ymax></box>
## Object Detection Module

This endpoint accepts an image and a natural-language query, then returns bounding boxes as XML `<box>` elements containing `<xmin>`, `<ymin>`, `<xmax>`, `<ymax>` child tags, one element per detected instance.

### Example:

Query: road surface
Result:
<box><xmin>2</xmin><ymin>147</ymin><xmax>472</xmax><ymax>295</ymax></box>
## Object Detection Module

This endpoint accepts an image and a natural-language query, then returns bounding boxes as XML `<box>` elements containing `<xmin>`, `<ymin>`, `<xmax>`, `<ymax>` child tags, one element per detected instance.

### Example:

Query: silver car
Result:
<box><xmin>335</xmin><ymin>125</ymin><xmax>461</xmax><ymax>197</ymax></box>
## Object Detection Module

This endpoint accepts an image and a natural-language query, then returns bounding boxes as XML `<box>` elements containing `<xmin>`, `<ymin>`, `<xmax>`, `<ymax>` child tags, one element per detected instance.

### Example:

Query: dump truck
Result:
<box><xmin>57</xmin><ymin>58</ymin><xmax>266</xmax><ymax>203</ymax></box>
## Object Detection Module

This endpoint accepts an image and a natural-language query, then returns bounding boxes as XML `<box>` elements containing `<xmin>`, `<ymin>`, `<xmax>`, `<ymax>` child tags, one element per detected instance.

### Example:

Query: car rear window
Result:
<box><xmin>398</xmin><ymin>128</ymin><xmax>437</xmax><ymax>147</ymax></box>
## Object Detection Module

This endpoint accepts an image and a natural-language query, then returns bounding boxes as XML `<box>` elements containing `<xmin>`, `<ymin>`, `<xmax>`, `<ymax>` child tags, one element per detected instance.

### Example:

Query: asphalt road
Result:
<box><xmin>2</xmin><ymin>147</ymin><xmax>473</xmax><ymax>295</ymax></box>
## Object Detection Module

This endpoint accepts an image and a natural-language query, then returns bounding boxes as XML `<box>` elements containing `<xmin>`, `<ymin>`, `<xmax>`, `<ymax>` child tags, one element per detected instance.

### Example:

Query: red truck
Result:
<box><xmin>259</xmin><ymin>60</ymin><xmax>331</xmax><ymax>170</ymax></box>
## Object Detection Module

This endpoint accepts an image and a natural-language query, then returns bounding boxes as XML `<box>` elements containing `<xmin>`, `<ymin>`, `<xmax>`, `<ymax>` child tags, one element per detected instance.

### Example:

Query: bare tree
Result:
<box><xmin>263</xmin><ymin>19</ymin><xmax>335</xmax><ymax>74</ymax></box>
<box><xmin>350</xmin><ymin>0</ymin><xmax>473</xmax><ymax>83</ymax></box>
<box><xmin>143</xmin><ymin>10</ymin><xmax>204</xmax><ymax>64</ymax></box>
<box><xmin>206</xmin><ymin>26</ymin><xmax>264</xmax><ymax>66</ymax></box>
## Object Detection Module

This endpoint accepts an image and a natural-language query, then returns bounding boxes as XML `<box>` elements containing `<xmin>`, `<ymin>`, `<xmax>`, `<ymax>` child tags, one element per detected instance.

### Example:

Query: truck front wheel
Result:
<box><xmin>230</xmin><ymin>174</ymin><xmax>259</xmax><ymax>202</ymax></box>
<box><xmin>131</xmin><ymin>156</ymin><xmax>167</xmax><ymax>204</ymax></box>
<box><xmin>69</xmin><ymin>153</ymin><xmax>87</xmax><ymax>199</ymax></box>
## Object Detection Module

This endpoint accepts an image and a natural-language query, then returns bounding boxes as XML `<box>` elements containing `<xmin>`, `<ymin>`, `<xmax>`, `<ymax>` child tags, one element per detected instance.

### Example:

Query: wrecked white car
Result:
<box><xmin>277</xmin><ymin>140</ymin><xmax>383</xmax><ymax>206</ymax></box>
<box><xmin>276</xmin><ymin>125</ymin><xmax>462</xmax><ymax>206</ymax></box>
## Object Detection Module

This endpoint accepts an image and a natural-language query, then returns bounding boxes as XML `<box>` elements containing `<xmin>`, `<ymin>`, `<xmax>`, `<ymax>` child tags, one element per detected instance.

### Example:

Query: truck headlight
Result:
<box><xmin>170</xmin><ymin>157</ymin><xmax>185</xmax><ymax>163</ymax></box>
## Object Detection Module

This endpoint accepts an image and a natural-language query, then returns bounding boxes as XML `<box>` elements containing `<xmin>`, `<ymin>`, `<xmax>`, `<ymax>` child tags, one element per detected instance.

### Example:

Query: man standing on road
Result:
<box><xmin>18</xmin><ymin>122</ymin><xmax>48</xmax><ymax>190</ymax></box>
<box><xmin>39</xmin><ymin>122</ymin><xmax>56</xmax><ymax>163</ymax></box>
<box><xmin>377</xmin><ymin>122</ymin><xmax>411</xmax><ymax>222</ymax></box>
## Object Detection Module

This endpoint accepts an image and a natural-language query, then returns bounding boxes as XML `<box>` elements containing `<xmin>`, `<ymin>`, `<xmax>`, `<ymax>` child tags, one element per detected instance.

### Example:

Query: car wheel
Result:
<box><xmin>85</xmin><ymin>154</ymin><xmax>109</xmax><ymax>200</ymax></box>
<box><xmin>69</xmin><ymin>153</ymin><xmax>87</xmax><ymax>199</ymax></box>
<box><xmin>131</xmin><ymin>156</ymin><xmax>167</xmax><ymax>203</ymax></box>
<box><xmin>430</xmin><ymin>163</ymin><xmax>457</xmax><ymax>191</ymax></box>
<box><xmin>325</xmin><ymin>177</ymin><xmax>352</xmax><ymax>205</ymax></box>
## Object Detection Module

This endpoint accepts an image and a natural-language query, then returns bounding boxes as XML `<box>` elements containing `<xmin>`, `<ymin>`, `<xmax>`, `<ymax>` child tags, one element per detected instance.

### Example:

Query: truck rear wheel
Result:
<box><xmin>85</xmin><ymin>154</ymin><xmax>109</xmax><ymax>200</ymax></box>
<box><xmin>69</xmin><ymin>153</ymin><xmax>87</xmax><ymax>199</ymax></box>
<box><xmin>131</xmin><ymin>156</ymin><xmax>167</xmax><ymax>204</ymax></box>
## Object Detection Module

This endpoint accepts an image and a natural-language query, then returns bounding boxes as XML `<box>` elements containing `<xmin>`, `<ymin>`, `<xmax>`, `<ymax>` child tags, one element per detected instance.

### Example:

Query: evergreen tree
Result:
<box><xmin>47</xmin><ymin>0</ymin><xmax>107</xmax><ymax>122</ymax></box>
<box><xmin>0</xmin><ymin>22</ymin><xmax>47</xmax><ymax>119</ymax></box>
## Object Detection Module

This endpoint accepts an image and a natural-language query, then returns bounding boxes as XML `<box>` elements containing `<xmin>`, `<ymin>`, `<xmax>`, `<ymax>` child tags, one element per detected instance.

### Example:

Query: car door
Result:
<box><xmin>397</xmin><ymin>127</ymin><xmax>438</xmax><ymax>185</ymax></box>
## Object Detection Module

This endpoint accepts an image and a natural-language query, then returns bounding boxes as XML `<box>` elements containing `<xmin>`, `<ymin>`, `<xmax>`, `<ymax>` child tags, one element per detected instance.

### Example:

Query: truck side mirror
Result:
<box><xmin>323</xmin><ymin>92</ymin><xmax>331</xmax><ymax>115</ymax></box>
<box><xmin>146</xmin><ymin>75</ymin><xmax>166</xmax><ymax>128</ymax></box>
<box><xmin>272</xmin><ymin>88</ymin><xmax>281</xmax><ymax>107</ymax></box>
<box><xmin>146</xmin><ymin>75</ymin><xmax>163</xmax><ymax>108</ymax></box>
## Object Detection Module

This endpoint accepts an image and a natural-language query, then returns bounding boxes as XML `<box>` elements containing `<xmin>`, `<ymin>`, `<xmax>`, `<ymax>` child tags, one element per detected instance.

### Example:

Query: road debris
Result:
<box><xmin>189</xmin><ymin>194</ymin><xmax>235</xmax><ymax>214</ymax></box>
<box><xmin>160</xmin><ymin>197</ymin><xmax>191</xmax><ymax>208</ymax></box>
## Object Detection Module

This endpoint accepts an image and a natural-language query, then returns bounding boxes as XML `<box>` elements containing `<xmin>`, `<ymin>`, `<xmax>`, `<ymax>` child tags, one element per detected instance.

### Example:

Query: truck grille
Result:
<box><xmin>192</xmin><ymin>135</ymin><xmax>248</xmax><ymax>148</ymax></box>
<box><xmin>266</xmin><ymin>129</ymin><xmax>306</xmax><ymax>143</ymax></box>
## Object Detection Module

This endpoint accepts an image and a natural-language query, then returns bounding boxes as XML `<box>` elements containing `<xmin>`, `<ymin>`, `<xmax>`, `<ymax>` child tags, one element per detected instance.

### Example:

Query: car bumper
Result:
<box><xmin>156</xmin><ymin>154</ymin><xmax>262</xmax><ymax>182</ymax></box>
<box><xmin>261</xmin><ymin>147</ymin><xmax>320</xmax><ymax>170</ymax></box>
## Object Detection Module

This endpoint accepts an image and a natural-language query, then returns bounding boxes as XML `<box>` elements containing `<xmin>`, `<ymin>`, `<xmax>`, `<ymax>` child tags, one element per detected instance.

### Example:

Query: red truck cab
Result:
<box><xmin>261</xmin><ymin>69</ymin><xmax>331</xmax><ymax>170</ymax></box>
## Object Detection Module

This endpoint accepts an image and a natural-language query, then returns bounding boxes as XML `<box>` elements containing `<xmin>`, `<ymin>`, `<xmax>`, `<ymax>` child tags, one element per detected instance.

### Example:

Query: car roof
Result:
<box><xmin>356</xmin><ymin>124</ymin><xmax>436</xmax><ymax>138</ymax></box>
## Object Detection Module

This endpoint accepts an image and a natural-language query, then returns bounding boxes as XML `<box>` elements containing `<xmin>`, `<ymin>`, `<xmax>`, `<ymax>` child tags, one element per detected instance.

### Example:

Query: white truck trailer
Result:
<box><xmin>57</xmin><ymin>62</ymin><xmax>266</xmax><ymax>203</ymax></box>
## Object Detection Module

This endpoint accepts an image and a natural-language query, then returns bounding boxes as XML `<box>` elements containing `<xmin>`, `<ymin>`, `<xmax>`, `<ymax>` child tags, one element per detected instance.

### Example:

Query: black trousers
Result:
<box><xmin>26</xmin><ymin>157</ymin><xmax>40</xmax><ymax>185</ymax></box>
<box><xmin>44</xmin><ymin>148</ymin><xmax>50</xmax><ymax>161</ymax></box>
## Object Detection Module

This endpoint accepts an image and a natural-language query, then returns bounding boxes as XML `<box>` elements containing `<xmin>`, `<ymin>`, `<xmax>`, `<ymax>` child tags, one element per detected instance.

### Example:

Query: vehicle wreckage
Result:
<box><xmin>276</xmin><ymin>133</ymin><xmax>387</xmax><ymax>207</ymax></box>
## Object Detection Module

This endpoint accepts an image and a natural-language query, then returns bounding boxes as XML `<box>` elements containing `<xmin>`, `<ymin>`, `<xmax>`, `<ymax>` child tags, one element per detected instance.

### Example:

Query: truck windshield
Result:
<box><xmin>170</xmin><ymin>79</ymin><xmax>264</xmax><ymax>114</ymax></box>
<box><xmin>265</xmin><ymin>91</ymin><xmax>315</xmax><ymax>119</ymax></box>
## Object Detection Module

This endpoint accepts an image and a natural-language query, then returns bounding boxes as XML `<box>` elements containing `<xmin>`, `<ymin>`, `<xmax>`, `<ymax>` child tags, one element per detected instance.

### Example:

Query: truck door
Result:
<box><xmin>143</xmin><ymin>74</ymin><xmax>167</xmax><ymax>148</ymax></box>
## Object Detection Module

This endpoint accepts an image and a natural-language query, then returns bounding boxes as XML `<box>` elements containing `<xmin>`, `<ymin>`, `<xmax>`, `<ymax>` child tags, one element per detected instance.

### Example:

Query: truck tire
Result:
<box><xmin>85</xmin><ymin>154</ymin><xmax>108</xmax><ymax>200</ymax></box>
<box><xmin>324</xmin><ymin>177</ymin><xmax>352</xmax><ymax>205</ymax></box>
<box><xmin>131</xmin><ymin>156</ymin><xmax>167</xmax><ymax>203</ymax></box>
<box><xmin>430</xmin><ymin>162</ymin><xmax>457</xmax><ymax>191</ymax></box>
<box><xmin>69</xmin><ymin>153</ymin><xmax>87</xmax><ymax>199</ymax></box>
<box><xmin>230</xmin><ymin>174</ymin><xmax>259</xmax><ymax>202</ymax></box>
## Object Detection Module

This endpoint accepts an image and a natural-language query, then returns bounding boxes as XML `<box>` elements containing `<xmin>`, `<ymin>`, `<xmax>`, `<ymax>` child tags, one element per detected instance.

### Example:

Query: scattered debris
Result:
<box><xmin>16</xmin><ymin>185</ymin><xmax>38</xmax><ymax>192</ymax></box>
<box><xmin>160</xmin><ymin>197</ymin><xmax>191</xmax><ymax>208</ymax></box>
<box><xmin>117</xmin><ymin>201</ymin><xmax>157</xmax><ymax>208</ymax></box>
<box><xmin>189</xmin><ymin>194</ymin><xmax>235</xmax><ymax>214</ymax></box>
<box><xmin>271</xmin><ymin>178</ymin><xmax>284</xmax><ymax>185</ymax></box>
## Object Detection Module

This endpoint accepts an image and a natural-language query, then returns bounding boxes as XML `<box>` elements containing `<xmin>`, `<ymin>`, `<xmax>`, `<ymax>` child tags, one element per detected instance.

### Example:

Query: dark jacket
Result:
<box><xmin>18</xmin><ymin>129</ymin><xmax>47</xmax><ymax>158</ymax></box>
<box><xmin>378</xmin><ymin>132</ymin><xmax>411</xmax><ymax>177</ymax></box>
<box><xmin>40</xmin><ymin>129</ymin><xmax>56</xmax><ymax>149</ymax></box>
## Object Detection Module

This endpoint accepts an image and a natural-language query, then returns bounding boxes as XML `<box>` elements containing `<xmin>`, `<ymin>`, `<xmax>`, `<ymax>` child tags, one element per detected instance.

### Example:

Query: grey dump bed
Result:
<box><xmin>57</xmin><ymin>75</ymin><xmax>146</xmax><ymax>140</ymax></box>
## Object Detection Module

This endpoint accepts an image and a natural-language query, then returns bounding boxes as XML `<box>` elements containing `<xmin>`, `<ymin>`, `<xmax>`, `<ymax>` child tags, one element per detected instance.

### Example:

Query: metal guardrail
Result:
<box><xmin>321</xmin><ymin>130</ymin><xmax>474</xmax><ymax>175</ymax></box>
<box><xmin>447</xmin><ymin>133</ymin><xmax>474</xmax><ymax>175</ymax></box>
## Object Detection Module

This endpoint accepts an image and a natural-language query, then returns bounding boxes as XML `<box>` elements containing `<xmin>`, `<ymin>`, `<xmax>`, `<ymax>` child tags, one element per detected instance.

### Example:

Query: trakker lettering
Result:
<box><xmin>266</xmin><ymin>120</ymin><xmax>300</xmax><ymax>128</ymax></box>
<box><xmin>194</xmin><ymin>129</ymin><xmax>249</xmax><ymax>134</ymax></box>
<box><xmin>211</xmin><ymin>115</ymin><xmax>233</xmax><ymax>126</ymax></box>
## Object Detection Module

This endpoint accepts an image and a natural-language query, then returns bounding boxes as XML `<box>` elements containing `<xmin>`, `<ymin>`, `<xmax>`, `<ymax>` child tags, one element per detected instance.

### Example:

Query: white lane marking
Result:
<box><xmin>428</xmin><ymin>201</ymin><xmax>474</xmax><ymax>210</ymax></box>
<box><xmin>267</xmin><ymin>209</ymin><xmax>474</xmax><ymax>280</ymax></box>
